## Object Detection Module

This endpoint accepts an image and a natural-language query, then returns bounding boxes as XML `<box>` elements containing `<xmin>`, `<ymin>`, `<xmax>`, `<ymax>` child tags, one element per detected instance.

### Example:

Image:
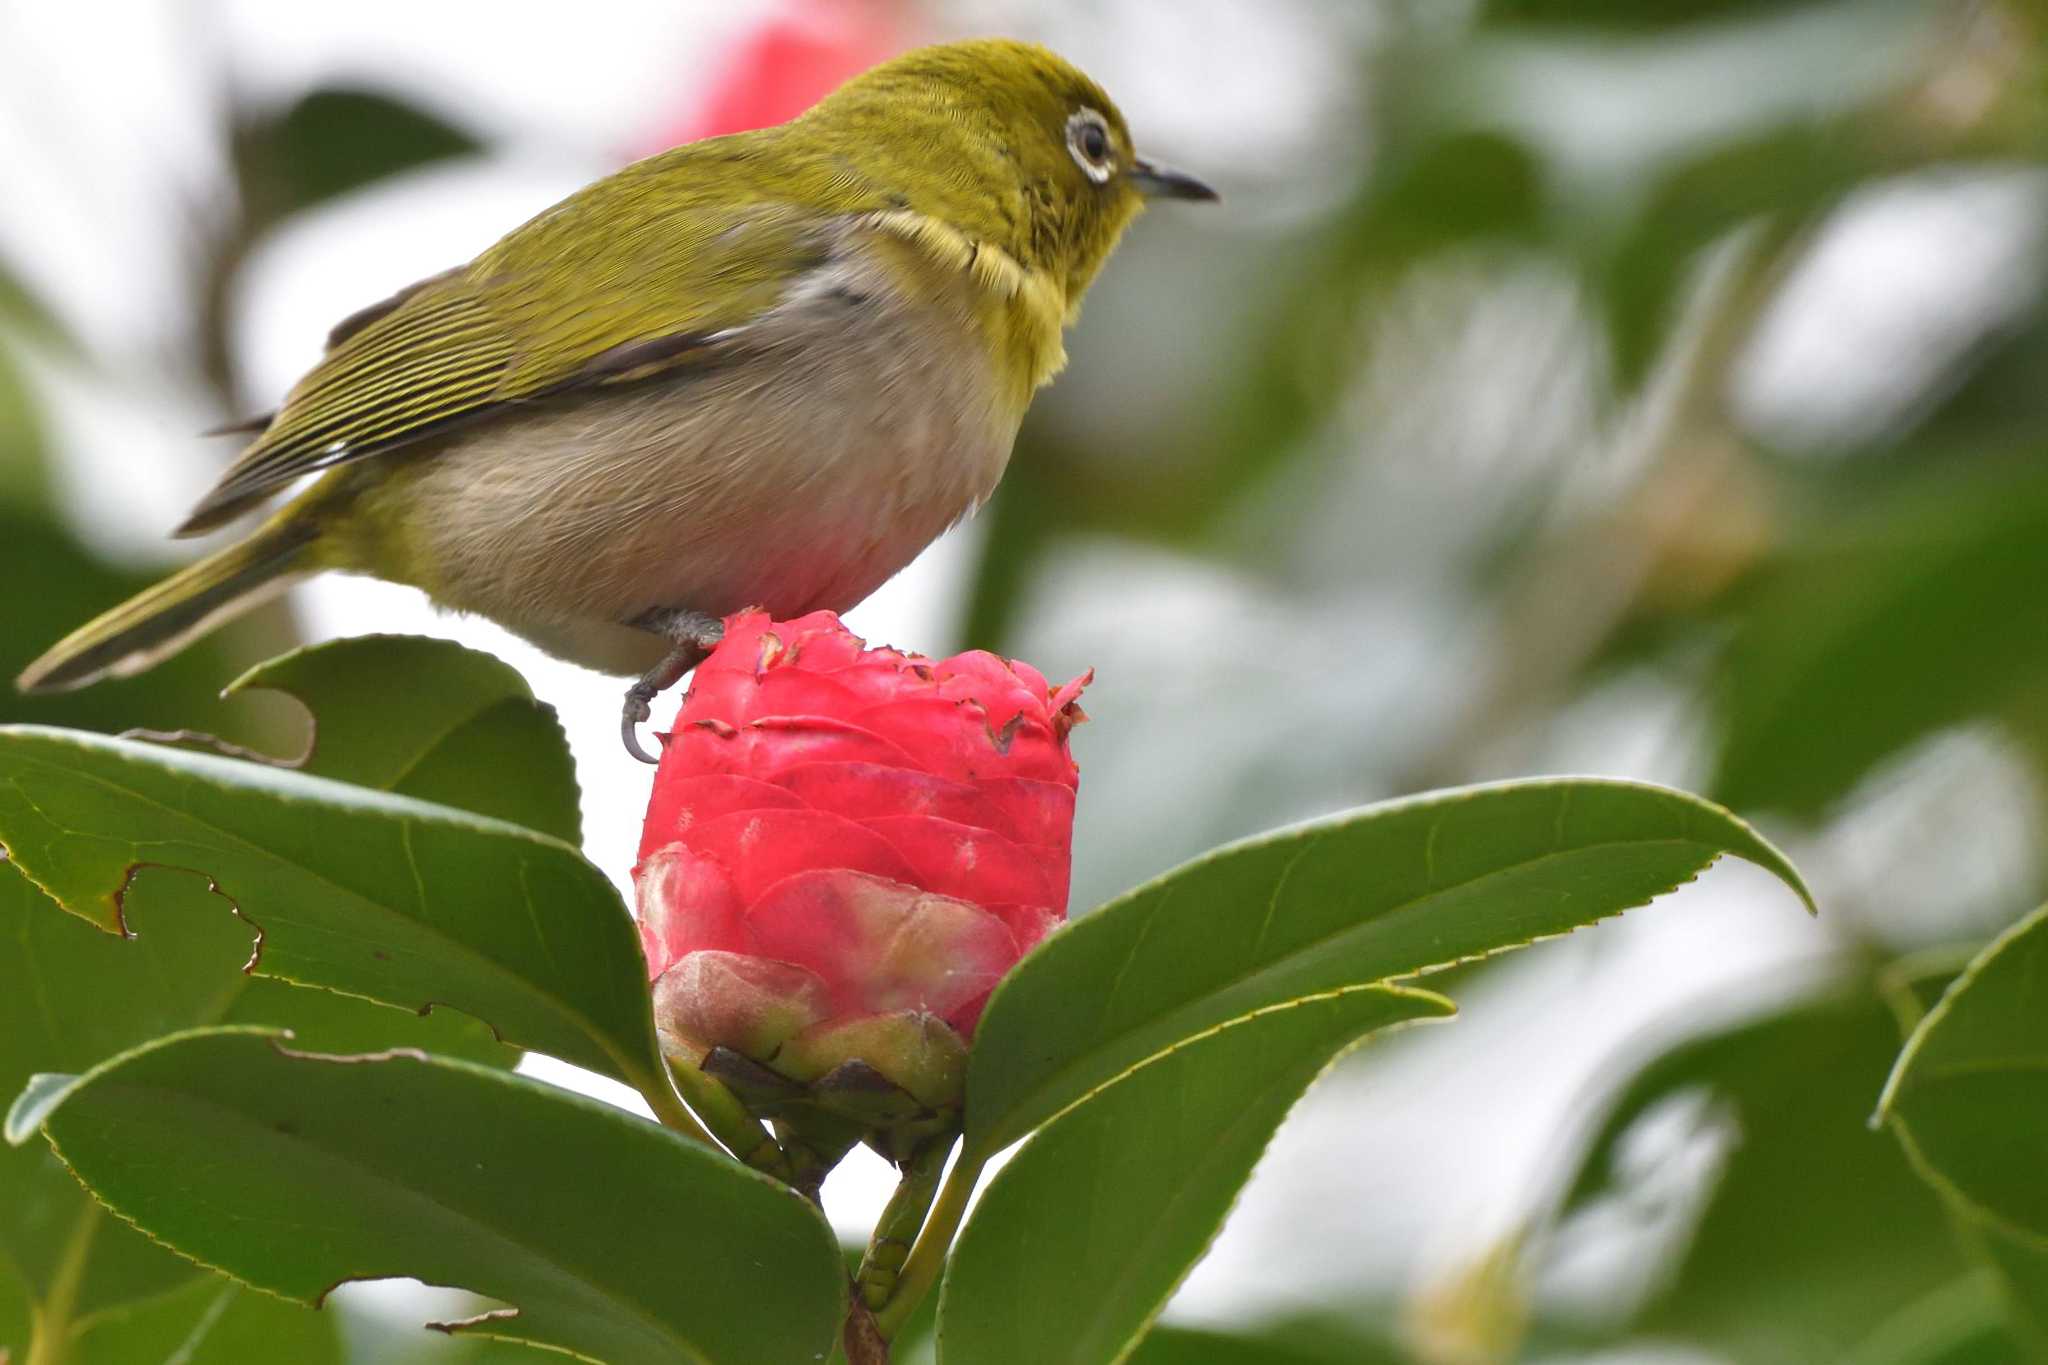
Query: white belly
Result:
<box><xmin>388</xmin><ymin>248</ymin><xmax>1021</xmax><ymax>675</ymax></box>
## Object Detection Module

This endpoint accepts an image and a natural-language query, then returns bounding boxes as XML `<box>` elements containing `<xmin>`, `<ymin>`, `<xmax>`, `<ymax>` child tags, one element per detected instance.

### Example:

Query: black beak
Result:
<box><xmin>1129</xmin><ymin>158</ymin><xmax>1219</xmax><ymax>203</ymax></box>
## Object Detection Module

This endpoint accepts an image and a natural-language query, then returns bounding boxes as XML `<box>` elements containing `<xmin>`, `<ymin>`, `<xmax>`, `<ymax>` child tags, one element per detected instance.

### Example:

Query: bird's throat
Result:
<box><xmin>858</xmin><ymin>208</ymin><xmax>1070</xmax><ymax>394</ymax></box>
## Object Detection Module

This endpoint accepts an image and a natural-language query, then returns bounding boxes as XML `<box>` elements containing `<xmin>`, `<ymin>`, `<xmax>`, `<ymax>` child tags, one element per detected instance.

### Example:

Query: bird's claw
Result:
<box><xmin>618</xmin><ymin>608</ymin><xmax>725</xmax><ymax>762</ymax></box>
<box><xmin>621</xmin><ymin>685</ymin><xmax>660</xmax><ymax>765</ymax></box>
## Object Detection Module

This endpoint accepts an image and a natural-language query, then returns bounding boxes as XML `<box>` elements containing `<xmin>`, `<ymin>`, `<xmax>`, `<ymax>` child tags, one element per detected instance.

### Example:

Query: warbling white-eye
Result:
<box><xmin>17</xmin><ymin>38</ymin><xmax>1215</xmax><ymax>760</ymax></box>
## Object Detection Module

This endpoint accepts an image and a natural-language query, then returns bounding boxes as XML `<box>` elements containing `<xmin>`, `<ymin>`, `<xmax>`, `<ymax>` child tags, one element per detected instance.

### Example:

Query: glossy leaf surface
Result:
<box><xmin>942</xmin><ymin>987</ymin><xmax>1451</xmax><ymax>1364</ymax></box>
<box><xmin>0</xmin><ymin>860</ymin><xmax>512</xmax><ymax>1325</ymax></box>
<box><xmin>16</xmin><ymin>1029</ymin><xmax>844</xmax><ymax>1365</ymax></box>
<box><xmin>966</xmin><ymin>778</ymin><xmax>1809</xmax><ymax>1157</ymax></box>
<box><xmin>224</xmin><ymin>634</ymin><xmax>581</xmax><ymax>844</ymax></box>
<box><xmin>0</xmin><ymin>726</ymin><xmax>654</xmax><ymax>1084</ymax></box>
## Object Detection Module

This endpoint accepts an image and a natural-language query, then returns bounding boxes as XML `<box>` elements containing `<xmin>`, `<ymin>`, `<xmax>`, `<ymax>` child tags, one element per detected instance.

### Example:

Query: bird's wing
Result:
<box><xmin>178</xmin><ymin>137</ymin><xmax>857</xmax><ymax>535</ymax></box>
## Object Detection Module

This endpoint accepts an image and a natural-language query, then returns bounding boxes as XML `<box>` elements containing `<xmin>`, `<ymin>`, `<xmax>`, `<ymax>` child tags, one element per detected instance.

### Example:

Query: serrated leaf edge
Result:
<box><xmin>942</xmin><ymin>987</ymin><xmax>1451</xmax><ymax>1365</ymax></box>
<box><xmin>1875</xmin><ymin>902</ymin><xmax>2048</xmax><ymax>1123</ymax></box>
<box><xmin>972</xmin><ymin>775</ymin><xmax>1809</xmax><ymax>1155</ymax></box>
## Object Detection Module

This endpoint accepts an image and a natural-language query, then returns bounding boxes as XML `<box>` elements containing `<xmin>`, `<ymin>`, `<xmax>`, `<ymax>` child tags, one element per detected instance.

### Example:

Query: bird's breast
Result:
<box><xmin>379</xmin><ymin>235</ymin><xmax>1024</xmax><ymax>675</ymax></box>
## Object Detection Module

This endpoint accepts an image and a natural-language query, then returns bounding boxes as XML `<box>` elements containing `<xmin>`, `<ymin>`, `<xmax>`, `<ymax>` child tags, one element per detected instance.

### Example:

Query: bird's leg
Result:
<box><xmin>621</xmin><ymin>607</ymin><xmax>726</xmax><ymax>764</ymax></box>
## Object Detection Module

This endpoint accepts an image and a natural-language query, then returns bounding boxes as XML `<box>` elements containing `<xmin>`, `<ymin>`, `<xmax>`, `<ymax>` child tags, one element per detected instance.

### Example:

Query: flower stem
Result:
<box><xmin>627</xmin><ymin>1059</ymin><xmax>721</xmax><ymax>1153</ymax></box>
<box><xmin>856</xmin><ymin>1138</ymin><xmax>952</xmax><ymax>1311</ymax></box>
<box><xmin>873</xmin><ymin>1146</ymin><xmax>986</xmax><ymax>1339</ymax></box>
<box><xmin>662</xmin><ymin>1056</ymin><xmax>795</xmax><ymax>1183</ymax></box>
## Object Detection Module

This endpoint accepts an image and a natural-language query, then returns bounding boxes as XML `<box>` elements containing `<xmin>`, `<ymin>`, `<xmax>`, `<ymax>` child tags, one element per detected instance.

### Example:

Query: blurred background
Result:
<box><xmin>2</xmin><ymin>0</ymin><xmax>2042</xmax><ymax>1360</ymax></box>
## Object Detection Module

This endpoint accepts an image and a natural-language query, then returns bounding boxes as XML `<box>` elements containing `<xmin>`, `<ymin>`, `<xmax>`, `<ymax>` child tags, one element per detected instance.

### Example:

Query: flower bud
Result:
<box><xmin>638</xmin><ymin>610</ymin><xmax>1086</xmax><ymax>1148</ymax></box>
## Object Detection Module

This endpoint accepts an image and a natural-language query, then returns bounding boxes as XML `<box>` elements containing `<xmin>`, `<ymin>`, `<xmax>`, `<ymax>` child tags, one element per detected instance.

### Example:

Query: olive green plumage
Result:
<box><xmin>19</xmin><ymin>38</ymin><xmax>1214</xmax><ymax>748</ymax></box>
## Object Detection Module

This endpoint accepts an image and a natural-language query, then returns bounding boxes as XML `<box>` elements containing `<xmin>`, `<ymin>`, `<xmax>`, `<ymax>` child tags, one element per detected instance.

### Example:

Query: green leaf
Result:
<box><xmin>2</xmin><ymin>638</ymin><xmax>547</xmax><ymax>1330</ymax></box>
<box><xmin>1482</xmin><ymin>0</ymin><xmax>1817</xmax><ymax>27</ymax></box>
<box><xmin>1842</xmin><ymin>1272</ymin><xmax>2029</xmax><ymax>1365</ymax></box>
<box><xmin>67</xmin><ymin>1275</ymin><xmax>345</xmax><ymax>1365</ymax></box>
<box><xmin>17</xmin><ymin>1028</ymin><xmax>845</xmax><ymax>1365</ymax></box>
<box><xmin>1881</xmin><ymin>905</ymin><xmax>2048</xmax><ymax>1347</ymax></box>
<box><xmin>941</xmin><ymin>987</ymin><xmax>1451</xmax><ymax>1365</ymax></box>
<box><xmin>965</xmin><ymin>778</ymin><xmax>1809</xmax><ymax>1158</ymax></box>
<box><xmin>0</xmin><ymin>256</ymin><xmax>83</xmax><ymax>364</ymax></box>
<box><xmin>1538</xmin><ymin>985</ymin><xmax>1978</xmax><ymax>1359</ymax></box>
<box><xmin>0</xmin><ymin>1254</ymin><xmax>26</xmax><ymax>1364</ymax></box>
<box><xmin>224</xmin><ymin>634</ymin><xmax>581</xmax><ymax>844</ymax></box>
<box><xmin>1711</xmin><ymin>457</ymin><xmax>2048</xmax><ymax>817</ymax></box>
<box><xmin>233</xmin><ymin>87</ymin><xmax>482</xmax><ymax>229</ymax></box>
<box><xmin>0</xmin><ymin>857</ymin><xmax>513</xmax><ymax>1327</ymax></box>
<box><xmin>0</xmin><ymin>726</ymin><xmax>655</xmax><ymax>1085</ymax></box>
<box><xmin>1124</xmin><ymin>1321</ymin><xmax>1409</xmax><ymax>1365</ymax></box>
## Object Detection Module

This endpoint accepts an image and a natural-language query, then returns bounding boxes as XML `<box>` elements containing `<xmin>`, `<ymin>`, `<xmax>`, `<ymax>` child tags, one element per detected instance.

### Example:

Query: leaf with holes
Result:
<box><xmin>10</xmin><ymin>1028</ymin><xmax>844</xmax><ymax>1365</ymax></box>
<box><xmin>0</xmin><ymin>726</ymin><xmax>654</xmax><ymax>1087</ymax></box>
<box><xmin>0</xmin><ymin>857</ymin><xmax>514</xmax><ymax>1333</ymax></box>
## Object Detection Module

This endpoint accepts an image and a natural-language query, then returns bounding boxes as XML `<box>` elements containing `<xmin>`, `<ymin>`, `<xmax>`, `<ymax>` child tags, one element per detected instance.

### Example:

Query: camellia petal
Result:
<box><xmin>682</xmin><ymin>808</ymin><xmax>919</xmax><ymax>905</ymax></box>
<box><xmin>743</xmin><ymin>870</ymin><xmax>1016</xmax><ymax>1021</ymax></box>
<box><xmin>635</xmin><ymin>610</ymin><xmax>1087</xmax><ymax>1120</ymax></box>
<box><xmin>637</xmin><ymin>775</ymin><xmax>803</xmax><ymax>860</ymax></box>
<box><xmin>861</xmin><ymin>816</ymin><xmax>1061</xmax><ymax>912</ymax></box>
<box><xmin>637</xmin><ymin>843</ymin><xmax>749</xmax><ymax>966</ymax></box>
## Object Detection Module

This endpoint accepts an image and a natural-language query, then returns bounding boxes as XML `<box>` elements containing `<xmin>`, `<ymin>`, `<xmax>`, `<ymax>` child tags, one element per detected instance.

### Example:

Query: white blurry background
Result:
<box><xmin>3</xmin><ymin>1</ymin><xmax>2042</xmax><ymax>1361</ymax></box>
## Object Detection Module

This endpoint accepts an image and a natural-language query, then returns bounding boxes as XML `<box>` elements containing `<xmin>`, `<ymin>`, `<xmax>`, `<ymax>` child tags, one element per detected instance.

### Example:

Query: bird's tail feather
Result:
<box><xmin>17</xmin><ymin>517</ymin><xmax>318</xmax><ymax>693</ymax></box>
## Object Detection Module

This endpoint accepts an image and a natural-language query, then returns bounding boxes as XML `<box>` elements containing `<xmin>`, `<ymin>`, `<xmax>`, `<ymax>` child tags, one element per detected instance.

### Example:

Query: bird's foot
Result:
<box><xmin>620</xmin><ymin>607</ymin><xmax>727</xmax><ymax>764</ymax></box>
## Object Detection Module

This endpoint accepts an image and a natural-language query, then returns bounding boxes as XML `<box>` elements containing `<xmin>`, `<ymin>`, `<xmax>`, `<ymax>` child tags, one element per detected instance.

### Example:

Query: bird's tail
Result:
<box><xmin>17</xmin><ymin>515</ymin><xmax>319</xmax><ymax>693</ymax></box>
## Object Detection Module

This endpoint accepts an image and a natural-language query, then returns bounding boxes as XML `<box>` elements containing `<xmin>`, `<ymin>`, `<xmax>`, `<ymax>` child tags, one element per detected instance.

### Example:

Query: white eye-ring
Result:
<box><xmin>1066</xmin><ymin>109</ymin><xmax>1115</xmax><ymax>184</ymax></box>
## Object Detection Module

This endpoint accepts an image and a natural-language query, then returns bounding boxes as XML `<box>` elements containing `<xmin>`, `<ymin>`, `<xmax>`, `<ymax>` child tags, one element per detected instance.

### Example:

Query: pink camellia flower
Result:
<box><xmin>646</xmin><ymin>0</ymin><xmax>918</xmax><ymax>150</ymax></box>
<box><xmin>637</xmin><ymin>610</ymin><xmax>1087</xmax><ymax>1124</ymax></box>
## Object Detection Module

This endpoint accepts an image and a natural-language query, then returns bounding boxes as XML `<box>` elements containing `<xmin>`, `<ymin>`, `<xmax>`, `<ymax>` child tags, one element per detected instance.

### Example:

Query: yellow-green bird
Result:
<box><xmin>18</xmin><ymin>38</ymin><xmax>1214</xmax><ymax>760</ymax></box>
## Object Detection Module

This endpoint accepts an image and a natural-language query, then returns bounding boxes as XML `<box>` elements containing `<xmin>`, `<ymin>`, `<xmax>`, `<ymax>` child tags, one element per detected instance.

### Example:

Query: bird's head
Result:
<box><xmin>805</xmin><ymin>38</ymin><xmax>1216</xmax><ymax>311</ymax></box>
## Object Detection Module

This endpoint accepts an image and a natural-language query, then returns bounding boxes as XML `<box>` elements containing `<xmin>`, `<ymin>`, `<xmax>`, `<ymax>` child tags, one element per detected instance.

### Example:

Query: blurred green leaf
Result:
<box><xmin>0</xmin><ymin>259</ymin><xmax>81</xmax><ymax>363</ymax></box>
<box><xmin>13</xmin><ymin>1028</ymin><xmax>845</xmax><ymax>1365</ymax></box>
<box><xmin>0</xmin><ymin>1251</ymin><xmax>27</xmax><ymax>1365</ymax></box>
<box><xmin>1482</xmin><ymin>0</ymin><xmax>1822</xmax><ymax>26</ymax></box>
<box><xmin>966</xmin><ymin>778</ymin><xmax>1810</xmax><ymax>1159</ymax></box>
<box><xmin>1598</xmin><ymin>126</ymin><xmax>1867</xmax><ymax>390</ymax></box>
<box><xmin>234</xmin><ymin>87</ymin><xmax>482</xmax><ymax>226</ymax></box>
<box><xmin>224</xmin><ymin>634</ymin><xmax>581</xmax><ymax>844</ymax></box>
<box><xmin>68</xmin><ymin>1276</ymin><xmax>344</xmax><ymax>1365</ymax></box>
<box><xmin>1541</xmin><ymin>984</ymin><xmax>1979</xmax><ymax>1358</ymax></box>
<box><xmin>1847</xmin><ymin>1275</ymin><xmax>2031</xmax><ymax>1365</ymax></box>
<box><xmin>0</xmin><ymin>727</ymin><xmax>653</xmax><ymax>1084</ymax></box>
<box><xmin>962</xmin><ymin>130</ymin><xmax>1545</xmax><ymax>648</ymax></box>
<box><xmin>941</xmin><ymin>987</ymin><xmax>1451</xmax><ymax>1365</ymax></box>
<box><xmin>1881</xmin><ymin>905</ymin><xmax>2048</xmax><ymax>1348</ymax></box>
<box><xmin>1124</xmin><ymin>1320</ymin><xmax>1408</xmax><ymax>1365</ymax></box>
<box><xmin>0</xmin><ymin>511</ymin><xmax>299</xmax><ymax>749</ymax></box>
<box><xmin>1711</xmin><ymin>455</ymin><xmax>2048</xmax><ymax>817</ymax></box>
<box><xmin>0</xmin><ymin>344</ymin><xmax>52</xmax><ymax>512</ymax></box>
<box><xmin>1910</xmin><ymin>293</ymin><xmax>2048</xmax><ymax>457</ymax></box>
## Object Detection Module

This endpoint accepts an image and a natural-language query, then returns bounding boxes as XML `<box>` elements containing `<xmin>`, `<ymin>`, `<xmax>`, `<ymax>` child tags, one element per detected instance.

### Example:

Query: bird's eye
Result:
<box><xmin>1065</xmin><ymin>109</ymin><xmax>1115</xmax><ymax>184</ymax></box>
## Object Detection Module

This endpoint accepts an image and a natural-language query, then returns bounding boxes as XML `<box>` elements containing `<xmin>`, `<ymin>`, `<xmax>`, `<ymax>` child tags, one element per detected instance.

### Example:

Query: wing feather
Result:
<box><xmin>177</xmin><ymin>133</ymin><xmax>863</xmax><ymax>536</ymax></box>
